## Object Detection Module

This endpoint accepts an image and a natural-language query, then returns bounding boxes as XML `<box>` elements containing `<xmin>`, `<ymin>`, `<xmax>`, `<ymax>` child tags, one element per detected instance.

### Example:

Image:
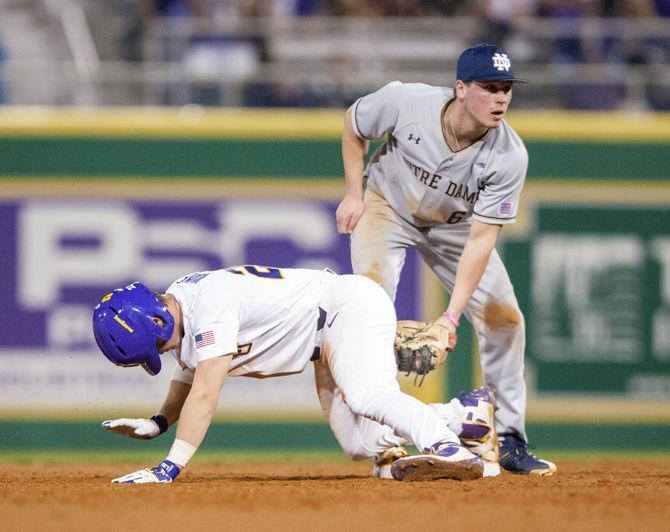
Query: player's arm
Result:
<box><xmin>445</xmin><ymin>220</ymin><xmax>501</xmax><ymax>323</ymax></box>
<box><xmin>336</xmin><ymin>105</ymin><xmax>370</xmax><ymax>234</ymax></box>
<box><xmin>110</xmin><ymin>354</ymin><xmax>233</xmax><ymax>484</ymax></box>
<box><xmin>158</xmin><ymin>379</ymin><xmax>192</xmax><ymax>425</ymax></box>
<box><xmin>395</xmin><ymin>221</ymin><xmax>501</xmax><ymax>370</ymax></box>
<box><xmin>445</xmin><ymin>145</ymin><xmax>524</xmax><ymax>323</ymax></box>
<box><xmin>173</xmin><ymin>354</ymin><xmax>232</xmax><ymax>451</ymax></box>
<box><xmin>101</xmin><ymin>378</ymin><xmax>192</xmax><ymax>439</ymax></box>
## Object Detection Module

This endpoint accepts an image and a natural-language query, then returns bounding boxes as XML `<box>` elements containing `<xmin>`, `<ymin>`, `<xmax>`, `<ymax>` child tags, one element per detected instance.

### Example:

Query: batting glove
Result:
<box><xmin>111</xmin><ymin>460</ymin><xmax>181</xmax><ymax>484</ymax></box>
<box><xmin>102</xmin><ymin>416</ymin><xmax>167</xmax><ymax>439</ymax></box>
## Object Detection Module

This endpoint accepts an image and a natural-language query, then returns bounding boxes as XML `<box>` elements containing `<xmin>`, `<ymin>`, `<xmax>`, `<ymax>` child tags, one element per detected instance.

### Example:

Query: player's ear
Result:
<box><xmin>454</xmin><ymin>80</ymin><xmax>466</xmax><ymax>99</ymax></box>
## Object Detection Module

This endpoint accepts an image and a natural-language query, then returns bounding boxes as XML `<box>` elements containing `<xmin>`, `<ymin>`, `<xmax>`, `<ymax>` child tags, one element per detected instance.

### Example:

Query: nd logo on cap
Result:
<box><xmin>492</xmin><ymin>53</ymin><xmax>511</xmax><ymax>72</ymax></box>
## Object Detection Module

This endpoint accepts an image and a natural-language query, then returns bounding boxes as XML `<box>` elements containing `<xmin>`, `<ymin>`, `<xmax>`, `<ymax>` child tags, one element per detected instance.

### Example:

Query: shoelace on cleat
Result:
<box><xmin>500</xmin><ymin>436</ymin><xmax>543</xmax><ymax>467</ymax></box>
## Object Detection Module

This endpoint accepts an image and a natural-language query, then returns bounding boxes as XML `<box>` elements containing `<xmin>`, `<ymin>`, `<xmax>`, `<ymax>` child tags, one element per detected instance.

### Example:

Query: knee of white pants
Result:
<box><xmin>334</xmin><ymin>436</ymin><xmax>370</xmax><ymax>461</ymax></box>
<box><xmin>342</xmin><ymin>391</ymin><xmax>368</xmax><ymax>418</ymax></box>
<box><xmin>342</xmin><ymin>384</ymin><xmax>396</xmax><ymax>419</ymax></box>
<box><xmin>328</xmin><ymin>394</ymin><xmax>378</xmax><ymax>461</ymax></box>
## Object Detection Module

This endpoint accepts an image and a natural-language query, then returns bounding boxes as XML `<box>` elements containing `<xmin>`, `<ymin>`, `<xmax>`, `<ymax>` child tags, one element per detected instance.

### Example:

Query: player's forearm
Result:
<box><xmin>342</xmin><ymin>106</ymin><xmax>369</xmax><ymax>198</ymax></box>
<box><xmin>158</xmin><ymin>391</ymin><xmax>216</xmax><ymax>472</ymax></box>
<box><xmin>446</xmin><ymin>222</ymin><xmax>501</xmax><ymax>320</ymax></box>
<box><xmin>174</xmin><ymin>387</ymin><xmax>219</xmax><ymax>450</ymax></box>
<box><xmin>157</xmin><ymin>379</ymin><xmax>192</xmax><ymax>426</ymax></box>
<box><xmin>173</xmin><ymin>355</ymin><xmax>231</xmax><ymax>451</ymax></box>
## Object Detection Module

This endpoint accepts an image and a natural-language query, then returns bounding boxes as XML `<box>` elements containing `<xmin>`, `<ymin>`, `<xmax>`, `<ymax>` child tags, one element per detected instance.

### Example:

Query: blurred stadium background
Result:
<box><xmin>0</xmin><ymin>0</ymin><xmax>669</xmax><ymax>460</ymax></box>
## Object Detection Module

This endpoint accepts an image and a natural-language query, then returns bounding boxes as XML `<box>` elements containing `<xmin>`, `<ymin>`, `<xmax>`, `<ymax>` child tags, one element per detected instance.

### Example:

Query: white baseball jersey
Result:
<box><xmin>165</xmin><ymin>266</ymin><xmax>332</xmax><ymax>379</ymax></box>
<box><xmin>352</xmin><ymin>81</ymin><xmax>528</xmax><ymax>227</ymax></box>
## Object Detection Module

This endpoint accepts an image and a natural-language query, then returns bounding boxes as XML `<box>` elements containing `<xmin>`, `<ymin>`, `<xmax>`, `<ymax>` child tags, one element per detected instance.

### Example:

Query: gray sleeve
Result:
<box><xmin>472</xmin><ymin>144</ymin><xmax>528</xmax><ymax>225</ymax></box>
<box><xmin>351</xmin><ymin>81</ymin><xmax>404</xmax><ymax>140</ymax></box>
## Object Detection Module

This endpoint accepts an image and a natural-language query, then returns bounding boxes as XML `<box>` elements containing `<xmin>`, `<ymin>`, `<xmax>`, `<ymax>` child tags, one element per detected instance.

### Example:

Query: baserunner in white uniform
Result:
<box><xmin>92</xmin><ymin>266</ymin><xmax>499</xmax><ymax>483</ymax></box>
<box><xmin>336</xmin><ymin>43</ymin><xmax>556</xmax><ymax>476</ymax></box>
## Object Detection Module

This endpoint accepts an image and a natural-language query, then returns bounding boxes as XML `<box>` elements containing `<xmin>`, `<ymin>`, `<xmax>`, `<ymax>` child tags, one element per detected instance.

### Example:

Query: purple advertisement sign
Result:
<box><xmin>0</xmin><ymin>198</ymin><xmax>420</xmax><ymax>354</ymax></box>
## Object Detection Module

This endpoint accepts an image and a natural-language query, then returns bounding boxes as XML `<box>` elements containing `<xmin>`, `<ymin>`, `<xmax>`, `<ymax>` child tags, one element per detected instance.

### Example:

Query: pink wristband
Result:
<box><xmin>442</xmin><ymin>311</ymin><xmax>460</xmax><ymax>328</ymax></box>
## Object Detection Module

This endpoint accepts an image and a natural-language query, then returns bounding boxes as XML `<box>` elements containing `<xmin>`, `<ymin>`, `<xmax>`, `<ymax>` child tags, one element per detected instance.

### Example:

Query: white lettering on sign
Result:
<box><xmin>17</xmin><ymin>200</ymin><xmax>337</xmax><ymax>314</ymax></box>
<box><xmin>19</xmin><ymin>202</ymin><xmax>140</xmax><ymax>309</ymax></box>
<box><xmin>140</xmin><ymin>220</ymin><xmax>219</xmax><ymax>287</ymax></box>
<box><xmin>219</xmin><ymin>201</ymin><xmax>335</xmax><ymax>266</ymax></box>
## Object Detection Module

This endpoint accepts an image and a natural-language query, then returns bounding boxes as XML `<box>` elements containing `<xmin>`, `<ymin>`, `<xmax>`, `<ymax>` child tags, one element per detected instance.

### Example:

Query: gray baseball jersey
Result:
<box><xmin>349</xmin><ymin>81</ymin><xmax>530</xmax><ymax>439</ymax></box>
<box><xmin>351</xmin><ymin>81</ymin><xmax>528</xmax><ymax>227</ymax></box>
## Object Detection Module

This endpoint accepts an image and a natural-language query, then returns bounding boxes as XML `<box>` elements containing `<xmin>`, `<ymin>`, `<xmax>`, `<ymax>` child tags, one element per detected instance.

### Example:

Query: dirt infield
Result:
<box><xmin>2</xmin><ymin>460</ymin><xmax>669</xmax><ymax>532</ymax></box>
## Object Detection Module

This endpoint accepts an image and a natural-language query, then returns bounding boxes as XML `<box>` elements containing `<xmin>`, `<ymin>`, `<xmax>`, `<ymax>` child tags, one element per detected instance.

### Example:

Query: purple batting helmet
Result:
<box><xmin>92</xmin><ymin>282</ymin><xmax>174</xmax><ymax>376</ymax></box>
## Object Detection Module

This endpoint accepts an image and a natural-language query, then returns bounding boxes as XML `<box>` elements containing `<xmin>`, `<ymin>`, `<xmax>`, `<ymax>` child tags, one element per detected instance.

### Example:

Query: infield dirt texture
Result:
<box><xmin>2</xmin><ymin>460</ymin><xmax>669</xmax><ymax>531</ymax></box>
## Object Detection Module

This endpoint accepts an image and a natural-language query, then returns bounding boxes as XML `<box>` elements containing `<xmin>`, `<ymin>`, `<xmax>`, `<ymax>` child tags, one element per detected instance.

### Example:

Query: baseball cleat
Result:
<box><xmin>457</xmin><ymin>387</ymin><xmax>500</xmax><ymax>477</ymax></box>
<box><xmin>391</xmin><ymin>442</ymin><xmax>484</xmax><ymax>481</ymax></box>
<box><xmin>499</xmin><ymin>432</ymin><xmax>557</xmax><ymax>476</ymax></box>
<box><xmin>372</xmin><ymin>446</ymin><xmax>409</xmax><ymax>479</ymax></box>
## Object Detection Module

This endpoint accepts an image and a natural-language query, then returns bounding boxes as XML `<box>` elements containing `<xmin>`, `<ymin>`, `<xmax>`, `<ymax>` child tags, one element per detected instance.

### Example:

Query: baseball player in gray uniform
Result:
<box><xmin>92</xmin><ymin>266</ymin><xmax>500</xmax><ymax>483</ymax></box>
<box><xmin>336</xmin><ymin>44</ymin><xmax>556</xmax><ymax>475</ymax></box>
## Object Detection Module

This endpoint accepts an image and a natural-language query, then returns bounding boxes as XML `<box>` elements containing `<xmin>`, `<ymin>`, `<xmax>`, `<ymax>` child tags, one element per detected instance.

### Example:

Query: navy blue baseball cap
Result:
<box><xmin>457</xmin><ymin>43</ymin><xmax>528</xmax><ymax>83</ymax></box>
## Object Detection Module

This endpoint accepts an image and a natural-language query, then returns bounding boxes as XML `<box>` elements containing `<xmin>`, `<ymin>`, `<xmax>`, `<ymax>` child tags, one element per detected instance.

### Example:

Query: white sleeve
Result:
<box><xmin>191</xmin><ymin>297</ymin><xmax>240</xmax><ymax>364</ymax></box>
<box><xmin>351</xmin><ymin>81</ymin><xmax>403</xmax><ymax>140</ymax></box>
<box><xmin>172</xmin><ymin>364</ymin><xmax>195</xmax><ymax>385</ymax></box>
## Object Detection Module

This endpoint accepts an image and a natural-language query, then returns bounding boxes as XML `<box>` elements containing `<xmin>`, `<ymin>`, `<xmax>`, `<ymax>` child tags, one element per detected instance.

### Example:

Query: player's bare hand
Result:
<box><xmin>102</xmin><ymin>418</ymin><xmax>161</xmax><ymax>439</ymax></box>
<box><xmin>336</xmin><ymin>194</ymin><xmax>365</xmax><ymax>234</ymax></box>
<box><xmin>430</xmin><ymin>315</ymin><xmax>458</xmax><ymax>364</ymax></box>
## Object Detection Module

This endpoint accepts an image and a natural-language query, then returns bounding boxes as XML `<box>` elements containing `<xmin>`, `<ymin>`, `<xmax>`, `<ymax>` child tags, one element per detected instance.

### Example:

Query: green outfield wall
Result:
<box><xmin>0</xmin><ymin>137</ymin><xmax>669</xmax><ymax>179</ymax></box>
<box><xmin>1</xmin><ymin>421</ymin><xmax>668</xmax><ymax>453</ymax></box>
<box><xmin>0</xmin><ymin>108</ymin><xmax>668</xmax><ymax>180</ymax></box>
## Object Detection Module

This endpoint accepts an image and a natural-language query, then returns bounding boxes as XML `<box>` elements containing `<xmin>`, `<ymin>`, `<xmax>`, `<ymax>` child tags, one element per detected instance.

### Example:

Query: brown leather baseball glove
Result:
<box><xmin>394</xmin><ymin>317</ymin><xmax>458</xmax><ymax>385</ymax></box>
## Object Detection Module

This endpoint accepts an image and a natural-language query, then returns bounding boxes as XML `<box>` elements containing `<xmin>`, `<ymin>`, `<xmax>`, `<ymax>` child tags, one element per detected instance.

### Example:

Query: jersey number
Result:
<box><xmin>447</xmin><ymin>211</ymin><xmax>467</xmax><ymax>224</ymax></box>
<box><xmin>226</xmin><ymin>265</ymin><xmax>284</xmax><ymax>279</ymax></box>
<box><xmin>235</xmin><ymin>342</ymin><xmax>252</xmax><ymax>358</ymax></box>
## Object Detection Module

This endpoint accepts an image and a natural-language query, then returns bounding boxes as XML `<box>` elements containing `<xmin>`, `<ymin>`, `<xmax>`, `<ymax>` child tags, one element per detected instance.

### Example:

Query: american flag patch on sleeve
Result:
<box><xmin>499</xmin><ymin>202</ymin><xmax>513</xmax><ymax>215</ymax></box>
<box><xmin>195</xmin><ymin>331</ymin><xmax>215</xmax><ymax>349</ymax></box>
